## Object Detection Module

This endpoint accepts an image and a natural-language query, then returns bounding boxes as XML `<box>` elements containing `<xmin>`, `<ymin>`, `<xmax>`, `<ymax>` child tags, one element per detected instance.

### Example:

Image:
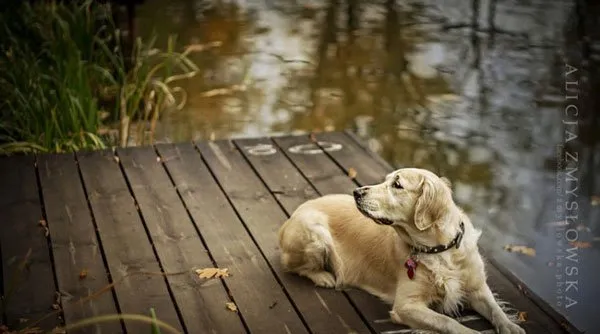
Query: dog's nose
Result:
<box><xmin>353</xmin><ymin>187</ymin><xmax>366</xmax><ymax>201</ymax></box>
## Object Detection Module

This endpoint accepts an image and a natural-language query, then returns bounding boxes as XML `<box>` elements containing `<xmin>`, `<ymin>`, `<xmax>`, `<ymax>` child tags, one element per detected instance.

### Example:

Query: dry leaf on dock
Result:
<box><xmin>503</xmin><ymin>245</ymin><xmax>536</xmax><ymax>257</ymax></box>
<box><xmin>225</xmin><ymin>302</ymin><xmax>238</xmax><ymax>312</ymax></box>
<box><xmin>78</xmin><ymin>269</ymin><xmax>88</xmax><ymax>280</ymax></box>
<box><xmin>348</xmin><ymin>168</ymin><xmax>357</xmax><ymax>179</ymax></box>
<box><xmin>517</xmin><ymin>311</ymin><xmax>528</xmax><ymax>322</ymax></box>
<box><xmin>39</xmin><ymin>219</ymin><xmax>49</xmax><ymax>237</ymax></box>
<box><xmin>195</xmin><ymin>267</ymin><xmax>229</xmax><ymax>279</ymax></box>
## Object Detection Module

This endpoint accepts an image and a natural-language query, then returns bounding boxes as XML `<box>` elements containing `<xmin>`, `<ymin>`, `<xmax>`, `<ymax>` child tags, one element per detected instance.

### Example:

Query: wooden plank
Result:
<box><xmin>344</xmin><ymin>130</ymin><xmax>395</xmax><ymax>171</ymax></box>
<box><xmin>234</xmin><ymin>138</ymin><xmax>319</xmax><ymax>213</ymax></box>
<box><xmin>317</xmin><ymin>132</ymin><xmax>391</xmax><ymax>186</ymax></box>
<box><xmin>199</xmin><ymin>138</ymin><xmax>373</xmax><ymax>334</ymax></box>
<box><xmin>272</xmin><ymin>135</ymin><xmax>358</xmax><ymax>195</ymax></box>
<box><xmin>155</xmin><ymin>142</ymin><xmax>307</xmax><ymax>334</ymax></box>
<box><xmin>271</xmin><ymin>135</ymin><xmax>402</xmax><ymax>332</ymax></box>
<box><xmin>38</xmin><ymin>153</ymin><xmax>121</xmax><ymax>333</ymax></box>
<box><xmin>0</xmin><ymin>155</ymin><xmax>59</xmax><ymax>331</ymax></box>
<box><xmin>321</xmin><ymin>132</ymin><xmax>568</xmax><ymax>334</ymax></box>
<box><xmin>76</xmin><ymin>150</ymin><xmax>183</xmax><ymax>333</ymax></box>
<box><xmin>117</xmin><ymin>146</ymin><xmax>246</xmax><ymax>334</ymax></box>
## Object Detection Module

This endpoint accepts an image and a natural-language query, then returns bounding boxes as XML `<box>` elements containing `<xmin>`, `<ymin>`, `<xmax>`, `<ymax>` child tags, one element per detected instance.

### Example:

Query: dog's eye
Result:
<box><xmin>393</xmin><ymin>179</ymin><xmax>403</xmax><ymax>189</ymax></box>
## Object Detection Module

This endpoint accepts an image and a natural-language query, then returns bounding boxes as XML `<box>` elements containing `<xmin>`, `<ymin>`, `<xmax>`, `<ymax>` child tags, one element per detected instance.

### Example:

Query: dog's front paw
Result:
<box><xmin>389</xmin><ymin>310</ymin><xmax>402</xmax><ymax>324</ymax></box>
<box><xmin>496</xmin><ymin>321</ymin><xmax>526</xmax><ymax>334</ymax></box>
<box><xmin>309</xmin><ymin>271</ymin><xmax>336</xmax><ymax>288</ymax></box>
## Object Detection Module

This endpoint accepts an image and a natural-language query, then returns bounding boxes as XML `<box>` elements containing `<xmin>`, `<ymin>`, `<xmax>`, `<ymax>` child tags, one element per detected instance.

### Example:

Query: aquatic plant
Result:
<box><xmin>0</xmin><ymin>0</ymin><xmax>209</xmax><ymax>154</ymax></box>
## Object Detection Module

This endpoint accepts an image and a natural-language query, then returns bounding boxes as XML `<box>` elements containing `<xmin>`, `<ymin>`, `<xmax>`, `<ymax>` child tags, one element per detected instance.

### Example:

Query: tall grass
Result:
<box><xmin>0</xmin><ymin>0</ymin><xmax>209</xmax><ymax>154</ymax></box>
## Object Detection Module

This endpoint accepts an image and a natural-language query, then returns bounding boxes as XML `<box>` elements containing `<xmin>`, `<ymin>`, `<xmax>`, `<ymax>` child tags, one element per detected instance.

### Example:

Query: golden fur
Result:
<box><xmin>278</xmin><ymin>168</ymin><xmax>526</xmax><ymax>334</ymax></box>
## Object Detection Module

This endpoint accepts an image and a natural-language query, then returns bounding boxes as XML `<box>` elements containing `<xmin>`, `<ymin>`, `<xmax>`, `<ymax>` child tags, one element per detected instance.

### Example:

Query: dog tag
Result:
<box><xmin>404</xmin><ymin>258</ymin><xmax>418</xmax><ymax>280</ymax></box>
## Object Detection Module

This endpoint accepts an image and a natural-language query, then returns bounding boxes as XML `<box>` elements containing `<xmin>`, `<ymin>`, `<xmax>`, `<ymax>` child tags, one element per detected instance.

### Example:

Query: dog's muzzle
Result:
<box><xmin>353</xmin><ymin>187</ymin><xmax>367</xmax><ymax>202</ymax></box>
<box><xmin>353</xmin><ymin>189</ymin><xmax>394</xmax><ymax>226</ymax></box>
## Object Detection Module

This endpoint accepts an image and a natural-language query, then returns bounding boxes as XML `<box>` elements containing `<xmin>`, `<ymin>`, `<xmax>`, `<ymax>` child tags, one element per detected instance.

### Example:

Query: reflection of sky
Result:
<box><xmin>244</xmin><ymin>9</ymin><xmax>316</xmax><ymax>137</ymax></box>
<box><xmin>136</xmin><ymin>0</ymin><xmax>598</xmax><ymax>331</ymax></box>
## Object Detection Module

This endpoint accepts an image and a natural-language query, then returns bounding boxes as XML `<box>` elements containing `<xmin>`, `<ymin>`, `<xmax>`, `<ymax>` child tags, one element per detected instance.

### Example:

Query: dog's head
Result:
<box><xmin>353</xmin><ymin>168</ymin><xmax>453</xmax><ymax>231</ymax></box>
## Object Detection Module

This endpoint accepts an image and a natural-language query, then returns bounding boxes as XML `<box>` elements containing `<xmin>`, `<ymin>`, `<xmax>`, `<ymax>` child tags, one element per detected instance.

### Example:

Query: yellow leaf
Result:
<box><xmin>79</xmin><ymin>269</ymin><xmax>88</xmax><ymax>280</ymax></box>
<box><xmin>195</xmin><ymin>267</ymin><xmax>229</xmax><ymax>279</ymax></box>
<box><xmin>348</xmin><ymin>168</ymin><xmax>357</xmax><ymax>179</ymax></box>
<box><xmin>225</xmin><ymin>302</ymin><xmax>237</xmax><ymax>312</ymax></box>
<box><xmin>517</xmin><ymin>311</ymin><xmax>528</xmax><ymax>322</ymax></box>
<box><xmin>503</xmin><ymin>245</ymin><xmax>536</xmax><ymax>257</ymax></box>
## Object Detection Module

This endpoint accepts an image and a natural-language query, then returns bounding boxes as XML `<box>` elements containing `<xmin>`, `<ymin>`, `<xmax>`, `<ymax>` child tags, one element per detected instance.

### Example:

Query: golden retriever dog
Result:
<box><xmin>278</xmin><ymin>168</ymin><xmax>525</xmax><ymax>334</ymax></box>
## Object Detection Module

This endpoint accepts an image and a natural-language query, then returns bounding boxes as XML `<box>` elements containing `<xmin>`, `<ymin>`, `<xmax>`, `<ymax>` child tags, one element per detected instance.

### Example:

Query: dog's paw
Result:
<box><xmin>496</xmin><ymin>321</ymin><xmax>526</xmax><ymax>334</ymax></box>
<box><xmin>309</xmin><ymin>271</ymin><xmax>336</xmax><ymax>288</ymax></box>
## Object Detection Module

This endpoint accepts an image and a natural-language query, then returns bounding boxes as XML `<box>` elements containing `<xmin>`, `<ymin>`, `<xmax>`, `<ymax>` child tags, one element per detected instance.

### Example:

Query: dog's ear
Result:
<box><xmin>414</xmin><ymin>179</ymin><xmax>446</xmax><ymax>231</ymax></box>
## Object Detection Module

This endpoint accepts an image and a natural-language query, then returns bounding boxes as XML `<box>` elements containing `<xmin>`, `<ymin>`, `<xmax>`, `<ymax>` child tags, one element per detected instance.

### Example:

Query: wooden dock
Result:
<box><xmin>0</xmin><ymin>132</ymin><xmax>570</xmax><ymax>333</ymax></box>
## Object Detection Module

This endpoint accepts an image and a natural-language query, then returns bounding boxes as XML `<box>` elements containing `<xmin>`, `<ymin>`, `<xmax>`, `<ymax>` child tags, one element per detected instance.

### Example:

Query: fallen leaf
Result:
<box><xmin>156</xmin><ymin>156</ymin><xmax>161</xmax><ymax>162</ymax></box>
<box><xmin>39</xmin><ymin>219</ymin><xmax>49</xmax><ymax>237</ymax></box>
<box><xmin>591</xmin><ymin>195</ymin><xmax>600</xmax><ymax>206</ymax></box>
<box><xmin>79</xmin><ymin>269</ymin><xmax>88</xmax><ymax>280</ymax></box>
<box><xmin>225</xmin><ymin>302</ymin><xmax>237</xmax><ymax>312</ymax></box>
<box><xmin>113</xmin><ymin>156</ymin><xmax>120</xmax><ymax>163</ymax></box>
<box><xmin>195</xmin><ymin>267</ymin><xmax>229</xmax><ymax>279</ymax></box>
<box><xmin>309</xmin><ymin>133</ymin><xmax>317</xmax><ymax>143</ymax></box>
<box><xmin>503</xmin><ymin>244</ymin><xmax>536</xmax><ymax>257</ymax></box>
<box><xmin>570</xmin><ymin>241</ymin><xmax>592</xmax><ymax>249</ymax></box>
<box><xmin>517</xmin><ymin>311</ymin><xmax>528</xmax><ymax>322</ymax></box>
<box><xmin>348</xmin><ymin>168</ymin><xmax>357</xmax><ymax>179</ymax></box>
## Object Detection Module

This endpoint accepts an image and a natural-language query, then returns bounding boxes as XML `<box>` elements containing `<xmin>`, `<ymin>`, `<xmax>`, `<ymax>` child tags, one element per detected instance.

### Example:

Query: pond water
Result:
<box><xmin>133</xmin><ymin>0</ymin><xmax>599</xmax><ymax>331</ymax></box>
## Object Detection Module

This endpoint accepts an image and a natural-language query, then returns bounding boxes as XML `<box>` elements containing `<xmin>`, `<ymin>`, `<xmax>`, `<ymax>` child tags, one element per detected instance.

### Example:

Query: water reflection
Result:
<box><xmin>134</xmin><ymin>0</ymin><xmax>598</xmax><ymax>331</ymax></box>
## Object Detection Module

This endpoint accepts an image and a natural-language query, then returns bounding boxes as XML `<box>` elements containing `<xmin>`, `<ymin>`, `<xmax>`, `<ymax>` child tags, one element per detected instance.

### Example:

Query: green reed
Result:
<box><xmin>0</xmin><ymin>0</ymin><xmax>207</xmax><ymax>154</ymax></box>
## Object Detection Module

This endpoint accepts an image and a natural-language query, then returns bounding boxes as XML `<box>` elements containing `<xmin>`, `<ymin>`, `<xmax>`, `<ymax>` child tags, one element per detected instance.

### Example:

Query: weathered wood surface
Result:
<box><xmin>0</xmin><ymin>133</ymin><xmax>573</xmax><ymax>334</ymax></box>
<box><xmin>38</xmin><ymin>153</ymin><xmax>121</xmax><ymax>333</ymax></box>
<box><xmin>76</xmin><ymin>149</ymin><xmax>183</xmax><ymax>333</ymax></box>
<box><xmin>0</xmin><ymin>155</ymin><xmax>58</xmax><ymax>331</ymax></box>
